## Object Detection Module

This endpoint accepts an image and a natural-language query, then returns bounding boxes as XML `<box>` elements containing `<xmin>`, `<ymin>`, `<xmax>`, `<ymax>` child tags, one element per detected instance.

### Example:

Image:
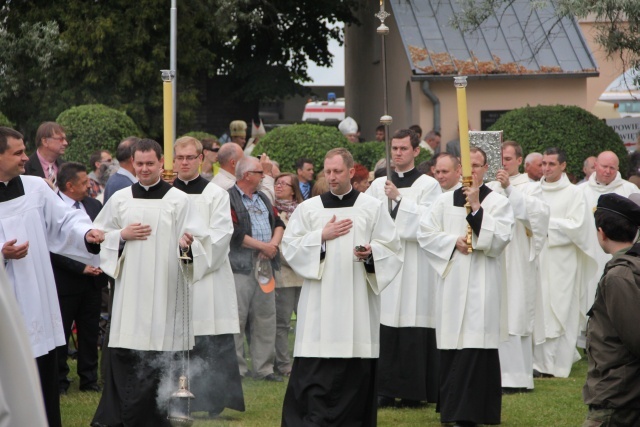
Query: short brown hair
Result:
<box><xmin>175</xmin><ymin>136</ymin><xmax>203</xmax><ymax>155</ymax></box>
<box><xmin>502</xmin><ymin>140</ymin><xmax>523</xmax><ymax>158</ymax></box>
<box><xmin>325</xmin><ymin>147</ymin><xmax>354</xmax><ymax>168</ymax></box>
<box><xmin>470</xmin><ymin>146</ymin><xmax>487</xmax><ymax>165</ymax></box>
<box><xmin>35</xmin><ymin>122</ymin><xmax>65</xmax><ymax>148</ymax></box>
<box><xmin>0</xmin><ymin>127</ymin><xmax>23</xmax><ymax>154</ymax></box>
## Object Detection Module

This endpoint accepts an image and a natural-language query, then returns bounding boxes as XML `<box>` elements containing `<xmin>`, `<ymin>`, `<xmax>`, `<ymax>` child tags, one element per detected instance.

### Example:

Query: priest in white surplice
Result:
<box><xmin>487</xmin><ymin>141</ymin><xmax>550</xmax><ymax>392</ymax></box>
<box><xmin>0</xmin><ymin>127</ymin><xmax>103</xmax><ymax>427</ymax></box>
<box><xmin>281</xmin><ymin>148</ymin><xmax>402</xmax><ymax>426</ymax></box>
<box><xmin>533</xmin><ymin>147</ymin><xmax>597</xmax><ymax>378</ymax></box>
<box><xmin>366</xmin><ymin>129</ymin><xmax>442</xmax><ymax>407</ymax></box>
<box><xmin>578</xmin><ymin>151</ymin><xmax>640</xmax><ymax>312</ymax></box>
<box><xmin>92</xmin><ymin>139</ymin><xmax>213</xmax><ymax>427</ymax></box>
<box><xmin>172</xmin><ymin>136</ymin><xmax>244</xmax><ymax>416</ymax></box>
<box><xmin>418</xmin><ymin>147</ymin><xmax>514</xmax><ymax>426</ymax></box>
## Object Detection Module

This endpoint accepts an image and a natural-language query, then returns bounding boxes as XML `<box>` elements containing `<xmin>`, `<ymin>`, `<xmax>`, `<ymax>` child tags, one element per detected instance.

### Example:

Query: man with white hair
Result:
<box><xmin>211</xmin><ymin>143</ymin><xmax>276</xmax><ymax>203</ymax></box>
<box><xmin>338</xmin><ymin>117</ymin><xmax>360</xmax><ymax>143</ymax></box>
<box><xmin>524</xmin><ymin>152</ymin><xmax>543</xmax><ymax>181</ymax></box>
<box><xmin>579</xmin><ymin>151</ymin><xmax>640</xmax><ymax>311</ymax></box>
<box><xmin>228</xmin><ymin>156</ymin><xmax>285</xmax><ymax>381</ymax></box>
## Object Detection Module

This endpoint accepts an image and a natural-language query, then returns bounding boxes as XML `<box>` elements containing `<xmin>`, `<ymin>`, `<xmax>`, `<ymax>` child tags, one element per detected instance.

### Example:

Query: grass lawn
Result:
<box><xmin>61</xmin><ymin>351</ymin><xmax>589</xmax><ymax>426</ymax></box>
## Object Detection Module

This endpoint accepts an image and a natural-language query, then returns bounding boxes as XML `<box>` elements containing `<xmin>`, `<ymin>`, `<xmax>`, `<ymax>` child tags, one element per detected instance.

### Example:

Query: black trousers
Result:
<box><xmin>57</xmin><ymin>287</ymin><xmax>102</xmax><ymax>390</ymax></box>
<box><xmin>282</xmin><ymin>357</ymin><xmax>378</xmax><ymax>427</ymax></box>
<box><xmin>37</xmin><ymin>348</ymin><xmax>62</xmax><ymax>427</ymax></box>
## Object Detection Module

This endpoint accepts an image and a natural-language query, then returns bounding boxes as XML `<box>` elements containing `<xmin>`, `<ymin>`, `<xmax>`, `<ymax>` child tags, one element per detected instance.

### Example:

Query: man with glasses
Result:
<box><xmin>228</xmin><ymin>156</ymin><xmax>285</xmax><ymax>381</ymax></box>
<box><xmin>418</xmin><ymin>146</ymin><xmax>514</xmax><ymax>426</ymax></box>
<box><xmin>24</xmin><ymin>121</ymin><xmax>68</xmax><ymax>189</ymax></box>
<box><xmin>172</xmin><ymin>136</ymin><xmax>245</xmax><ymax>416</ymax></box>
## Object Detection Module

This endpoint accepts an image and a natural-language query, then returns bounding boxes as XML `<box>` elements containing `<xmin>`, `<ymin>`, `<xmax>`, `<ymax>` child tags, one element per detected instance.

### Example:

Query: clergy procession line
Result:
<box><xmin>0</xmin><ymin>122</ymin><xmax>639</xmax><ymax>427</ymax></box>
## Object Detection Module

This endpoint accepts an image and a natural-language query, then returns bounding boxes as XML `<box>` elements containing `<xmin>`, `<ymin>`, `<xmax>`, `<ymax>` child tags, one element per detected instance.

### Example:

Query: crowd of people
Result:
<box><xmin>0</xmin><ymin>117</ymin><xmax>639</xmax><ymax>427</ymax></box>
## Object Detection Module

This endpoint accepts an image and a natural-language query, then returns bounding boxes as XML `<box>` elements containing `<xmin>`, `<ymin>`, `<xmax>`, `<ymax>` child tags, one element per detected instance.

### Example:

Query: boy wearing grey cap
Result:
<box><xmin>583</xmin><ymin>193</ymin><xmax>640</xmax><ymax>426</ymax></box>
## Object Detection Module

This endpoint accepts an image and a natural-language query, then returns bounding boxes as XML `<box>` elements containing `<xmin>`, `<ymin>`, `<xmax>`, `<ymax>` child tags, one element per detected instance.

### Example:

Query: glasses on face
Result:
<box><xmin>101</xmin><ymin>158</ymin><xmax>113</xmax><ymax>164</ymax></box>
<box><xmin>275</xmin><ymin>181</ymin><xmax>292</xmax><ymax>187</ymax></box>
<box><xmin>175</xmin><ymin>155</ymin><xmax>200</xmax><ymax>162</ymax></box>
<box><xmin>471</xmin><ymin>163</ymin><xmax>486</xmax><ymax>169</ymax></box>
<box><xmin>209</xmin><ymin>148</ymin><xmax>220</xmax><ymax>152</ymax></box>
<box><xmin>48</xmin><ymin>136</ymin><xmax>67</xmax><ymax>142</ymax></box>
<box><xmin>248</xmin><ymin>170</ymin><xmax>264</xmax><ymax>175</ymax></box>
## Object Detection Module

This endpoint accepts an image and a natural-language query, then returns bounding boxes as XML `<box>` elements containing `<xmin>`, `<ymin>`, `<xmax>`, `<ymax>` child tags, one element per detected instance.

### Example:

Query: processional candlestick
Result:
<box><xmin>454</xmin><ymin>76</ymin><xmax>473</xmax><ymax>253</ymax></box>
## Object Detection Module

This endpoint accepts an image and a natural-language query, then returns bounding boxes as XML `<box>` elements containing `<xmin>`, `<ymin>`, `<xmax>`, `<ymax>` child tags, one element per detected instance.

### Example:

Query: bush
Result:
<box><xmin>253</xmin><ymin>124</ymin><xmax>348</xmax><ymax>172</ymax></box>
<box><xmin>489</xmin><ymin>105</ymin><xmax>628</xmax><ymax>179</ymax></box>
<box><xmin>254</xmin><ymin>124</ymin><xmax>431</xmax><ymax>173</ymax></box>
<box><xmin>182</xmin><ymin>131</ymin><xmax>217</xmax><ymax>141</ymax></box>
<box><xmin>57</xmin><ymin>104</ymin><xmax>141</xmax><ymax>166</ymax></box>
<box><xmin>350</xmin><ymin>141</ymin><xmax>432</xmax><ymax>171</ymax></box>
<box><xmin>0</xmin><ymin>112</ymin><xmax>14</xmax><ymax>128</ymax></box>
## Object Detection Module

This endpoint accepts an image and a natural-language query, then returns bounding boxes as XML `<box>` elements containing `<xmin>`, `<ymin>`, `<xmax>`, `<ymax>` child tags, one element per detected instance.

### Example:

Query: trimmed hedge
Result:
<box><xmin>182</xmin><ymin>131</ymin><xmax>217</xmax><ymax>141</ymax></box>
<box><xmin>254</xmin><ymin>124</ymin><xmax>431</xmax><ymax>173</ymax></box>
<box><xmin>0</xmin><ymin>112</ymin><xmax>14</xmax><ymax>128</ymax></box>
<box><xmin>57</xmin><ymin>104</ymin><xmax>141</xmax><ymax>166</ymax></box>
<box><xmin>489</xmin><ymin>105</ymin><xmax>628</xmax><ymax>179</ymax></box>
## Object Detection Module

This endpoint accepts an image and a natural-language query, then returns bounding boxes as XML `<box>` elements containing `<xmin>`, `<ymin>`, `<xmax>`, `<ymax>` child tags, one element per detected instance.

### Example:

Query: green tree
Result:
<box><xmin>0</xmin><ymin>21</ymin><xmax>68</xmax><ymax>141</ymax></box>
<box><xmin>452</xmin><ymin>0</ymin><xmax>640</xmax><ymax>72</ymax></box>
<box><xmin>1</xmin><ymin>1</ymin><xmax>359</xmax><ymax>140</ymax></box>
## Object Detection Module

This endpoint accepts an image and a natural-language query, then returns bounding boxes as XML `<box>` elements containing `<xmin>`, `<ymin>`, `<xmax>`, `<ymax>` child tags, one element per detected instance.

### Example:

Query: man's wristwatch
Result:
<box><xmin>395</xmin><ymin>195</ymin><xmax>402</xmax><ymax>203</ymax></box>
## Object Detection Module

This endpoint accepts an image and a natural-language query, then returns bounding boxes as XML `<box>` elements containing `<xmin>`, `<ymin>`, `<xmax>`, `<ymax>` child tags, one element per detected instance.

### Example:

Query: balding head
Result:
<box><xmin>594</xmin><ymin>151</ymin><xmax>619</xmax><ymax>185</ymax></box>
<box><xmin>218</xmin><ymin>143</ymin><xmax>244</xmax><ymax>173</ymax></box>
<box><xmin>434</xmin><ymin>154</ymin><xmax>461</xmax><ymax>191</ymax></box>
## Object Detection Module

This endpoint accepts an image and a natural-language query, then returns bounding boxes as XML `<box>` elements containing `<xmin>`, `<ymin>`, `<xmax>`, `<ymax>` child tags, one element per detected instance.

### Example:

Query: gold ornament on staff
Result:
<box><xmin>376</xmin><ymin>0</ymin><xmax>393</xmax><ymax>212</ymax></box>
<box><xmin>454</xmin><ymin>76</ymin><xmax>473</xmax><ymax>253</ymax></box>
<box><xmin>161</xmin><ymin>70</ymin><xmax>177</xmax><ymax>181</ymax></box>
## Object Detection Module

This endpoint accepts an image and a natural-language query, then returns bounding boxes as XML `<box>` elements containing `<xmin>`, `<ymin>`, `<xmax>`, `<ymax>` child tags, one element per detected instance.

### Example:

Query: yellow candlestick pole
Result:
<box><xmin>454</xmin><ymin>76</ymin><xmax>471</xmax><ymax>177</ymax></box>
<box><xmin>454</xmin><ymin>76</ymin><xmax>473</xmax><ymax>253</ymax></box>
<box><xmin>161</xmin><ymin>70</ymin><xmax>175</xmax><ymax>178</ymax></box>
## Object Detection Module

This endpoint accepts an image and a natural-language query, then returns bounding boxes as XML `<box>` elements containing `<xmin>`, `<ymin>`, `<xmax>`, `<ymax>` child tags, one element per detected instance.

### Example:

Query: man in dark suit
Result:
<box><xmin>24</xmin><ymin>122</ymin><xmax>67</xmax><ymax>188</ymax></box>
<box><xmin>51</xmin><ymin>162</ymin><xmax>106</xmax><ymax>394</ymax></box>
<box><xmin>295</xmin><ymin>157</ymin><xmax>315</xmax><ymax>200</ymax></box>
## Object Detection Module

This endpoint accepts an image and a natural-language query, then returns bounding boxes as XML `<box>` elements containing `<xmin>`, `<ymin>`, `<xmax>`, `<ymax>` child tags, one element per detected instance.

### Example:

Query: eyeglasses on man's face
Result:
<box><xmin>48</xmin><ymin>135</ymin><xmax>67</xmax><ymax>142</ymax></box>
<box><xmin>247</xmin><ymin>170</ymin><xmax>264</xmax><ymax>175</ymax></box>
<box><xmin>175</xmin><ymin>155</ymin><xmax>200</xmax><ymax>162</ymax></box>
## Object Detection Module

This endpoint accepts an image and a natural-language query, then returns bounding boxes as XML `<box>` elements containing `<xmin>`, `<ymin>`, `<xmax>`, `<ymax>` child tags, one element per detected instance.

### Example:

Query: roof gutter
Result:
<box><xmin>411</xmin><ymin>71</ymin><xmax>599</xmax><ymax>82</ymax></box>
<box><xmin>420</xmin><ymin>80</ymin><xmax>441</xmax><ymax>133</ymax></box>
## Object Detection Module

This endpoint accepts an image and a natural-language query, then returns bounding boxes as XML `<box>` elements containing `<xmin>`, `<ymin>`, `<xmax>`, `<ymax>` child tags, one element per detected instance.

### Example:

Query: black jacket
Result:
<box><xmin>23</xmin><ymin>151</ymin><xmax>65</xmax><ymax>178</ymax></box>
<box><xmin>50</xmin><ymin>196</ymin><xmax>106</xmax><ymax>296</ymax></box>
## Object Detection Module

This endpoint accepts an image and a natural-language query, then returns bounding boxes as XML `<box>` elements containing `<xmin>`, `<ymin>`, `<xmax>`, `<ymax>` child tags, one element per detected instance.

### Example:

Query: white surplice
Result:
<box><xmin>533</xmin><ymin>173</ymin><xmax>597</xmax><ymax>377</ymax></box>
<box><xmin>0</xmin><ymin>176</ymin><xmax>96</xmax><ymax>358</ymax></box>
<box><xmin>0</xmin><ymin>258</ymin><xmax>48</xmax><ymax>427</ymax></box>
<box><xmin>578</xmin><ymin>172</ymin><xmax>640</xmax><ymax>311</ymax></box>
<box><xmin>282</xmin><ymin>192</ymin><xmax>403</xmax><ymax>358</ymax></box>
<box><xmin>366</xmin><ymin>174</ymin><xmax>442</xmax><ymax>328</ymax></box>
<box><xmin>186</xmin><ymin>183</ymin><xmax>239</xmax><ymax>336</ymax></box>
<box><xmin>488</xmin><ymin>174</ymin><xmax>550</xmax><ymax>388</ymax></box>
<box><xmin>94</xmin><ymin>186</ymin><xmax>212</xmax><ymax>351</ymax></box>
<box><xmin>417</xmin><ymin>188</ymin><xmax>514</xmax><ymax>350</ymax></box>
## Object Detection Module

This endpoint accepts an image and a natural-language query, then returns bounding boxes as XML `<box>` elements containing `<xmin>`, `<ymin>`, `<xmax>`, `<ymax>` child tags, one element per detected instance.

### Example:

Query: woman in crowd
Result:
<box><xmin>273</xmin><ymin>173</ymin><xmax>304</xmax><ymax>376</ymax></box>
<box><xmin>351</xmin><ymin>163</ymin><xmax>371</xmax><ymax>192</ymax></box>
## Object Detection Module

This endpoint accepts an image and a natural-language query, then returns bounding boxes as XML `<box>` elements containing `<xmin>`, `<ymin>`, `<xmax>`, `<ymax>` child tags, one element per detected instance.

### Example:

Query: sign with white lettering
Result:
<box><xmin>605</xmin><ymin>117</ymin><xmax>640</xmax><ymax>152</ymax></box>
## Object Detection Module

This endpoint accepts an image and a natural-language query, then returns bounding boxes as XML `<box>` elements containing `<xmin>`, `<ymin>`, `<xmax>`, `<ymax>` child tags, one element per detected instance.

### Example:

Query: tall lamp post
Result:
<box><xmin>376</xmin><ymin>0</ymin><xmax>393</xmax><ymax>212</ymax></box>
